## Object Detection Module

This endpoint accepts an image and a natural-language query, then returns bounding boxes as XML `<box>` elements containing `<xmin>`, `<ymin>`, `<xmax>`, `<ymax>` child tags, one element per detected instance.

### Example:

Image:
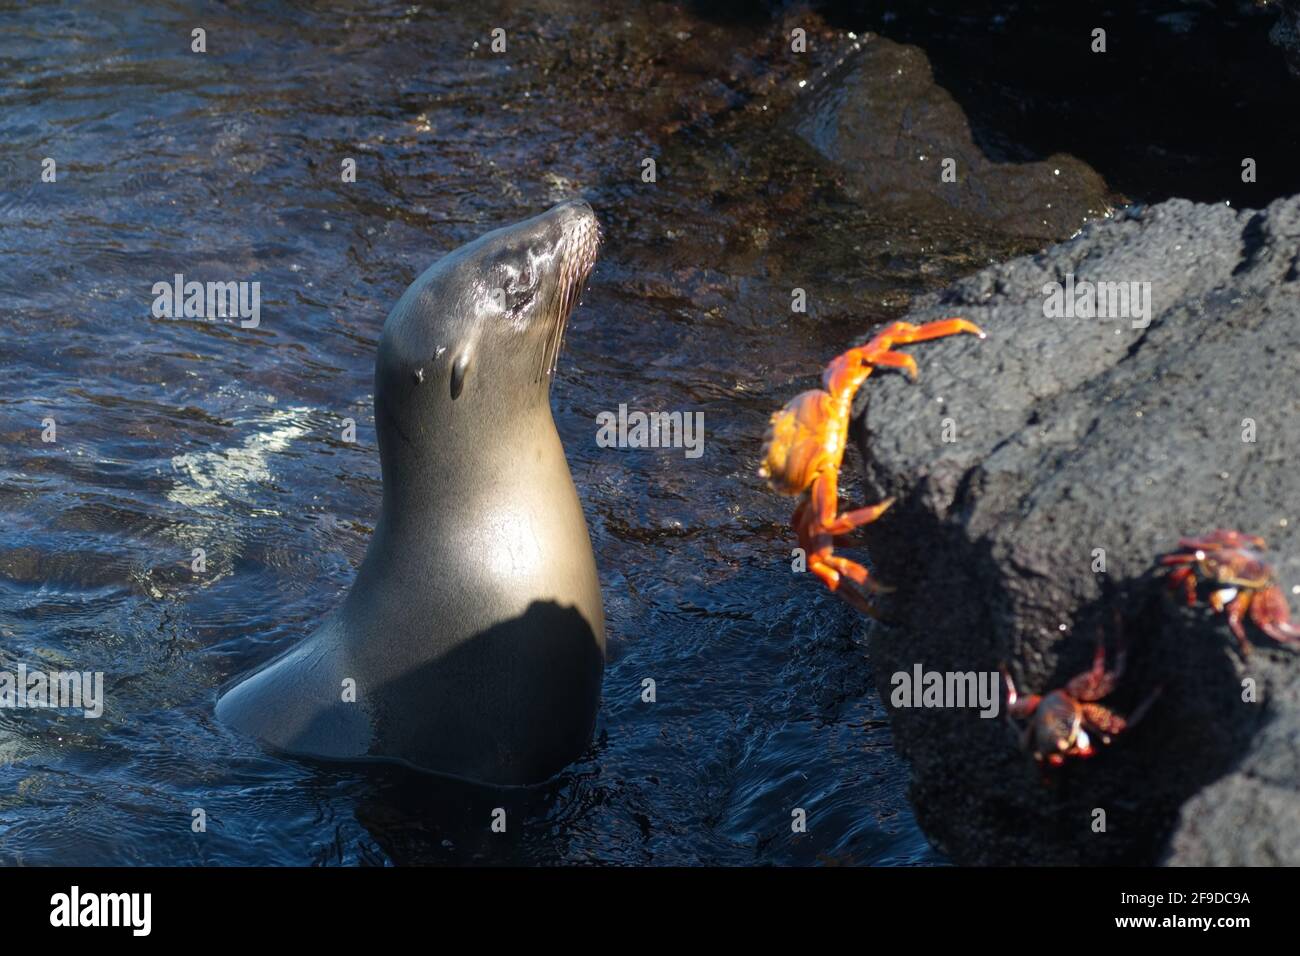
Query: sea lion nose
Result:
<box><xmin>554</xmin><ymin>198</ymin><xmax>594</xmax><ymax>217</ymax></box>
<box><xmin>552</xmin><ymin>199</ymin><xmax>601</xmax><ymax>251</ymax></box>
<box><xmin>527</xmin><ymin>200</ymin><xmax>596</xmax><ymax>249</ymax></box>
<box><xmin>549</xmin><ymin>198</ymin><xmax>597</xmax><ymax>234</ymax></box>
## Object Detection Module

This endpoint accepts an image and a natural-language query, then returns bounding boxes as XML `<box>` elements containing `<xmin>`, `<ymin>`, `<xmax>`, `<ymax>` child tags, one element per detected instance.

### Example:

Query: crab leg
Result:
<box><xmin>866</xmin><ymin>318</ymin><xmax>986</xmax><ymax>350</ymax></box>
<box><xmin>1222</xmin><ymin>589</ymin><xmax>1253</xmax><ymax>654</ymax></box>
<box><xmin>807</xmin><ymin>554</ymin><xmax>885</xmax><ymax>616</ymax></box>
<box><xmin>1162</xmin><ymin>563</ymin><xmax>1199</xmax><ymax>605</ymax></box>
<box><xmin>822</xmin><ymin>318</ymin><xmax>985</xmax><ymax>395</ymax></box>
<box><xmin>807</xmin><ymin>469</ymin><xmax>895</xmax><ymax>543</ymax></box>
<box><xmin>1081</xmin><ymin>685</ymin><xmax>1161</xmax><ymax>745</ymax></box>
<box><xmin>1000</xmin><ymin>666</ymin><xmax>1041</xmax><ymax>719</ymax></box>
<box><xmin>832</xmin><ymin>500</ymin><xmax>896</xmax><ymax>534</ymax></box>
<box><xmin>1065</xmin><ymin>636</ymin><xmax>1124</xmax><ymax>702</ymax></box>
<box><xmin>795</xmin><ymin>472</ymin><xmax>894</xmax><ymax>613</ymax></box>
<box><xmin>859</xmin><ymin>350</ymin><xmax>920</xmax><ymax>379</ymax></box>
<box><xmin>1251</xmin><ymin>587</ymin><xmax>1300</xmax><ymax>645</ymax></box>
<box><xmin>1078</xmin><ymin>704</ymin><xmax>1127</xmax><ymax>744</ymax></box>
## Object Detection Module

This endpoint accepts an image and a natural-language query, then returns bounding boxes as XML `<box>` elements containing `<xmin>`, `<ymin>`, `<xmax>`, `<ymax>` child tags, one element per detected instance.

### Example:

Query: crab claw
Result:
<box><xmin>1250</xmin><ymin>586</ymin><xmax>1300</xmax><ymax>645</ymax></box>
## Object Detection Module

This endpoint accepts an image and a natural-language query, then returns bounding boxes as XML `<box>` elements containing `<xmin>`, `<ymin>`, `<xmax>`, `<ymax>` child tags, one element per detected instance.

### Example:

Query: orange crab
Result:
<box><xmin>1160</xmin><ymin>529</ymin><xmax>1300</xmax><ymax>655</ymax></box>
<box><xmin>1001</xmin><ymin>634</ymin><xmax>1160</xmax><ymax>767</ymax></box>
<box><xmin>758</xmin><ymin>318</ymin><xmax>984</xmax><ymax>614</ymax></box>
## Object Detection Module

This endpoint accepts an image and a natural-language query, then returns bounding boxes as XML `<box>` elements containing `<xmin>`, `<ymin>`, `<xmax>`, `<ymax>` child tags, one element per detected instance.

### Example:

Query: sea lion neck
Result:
<box><xmin>373</xmin><ymin>381</ymin><xmax>564</xmax><ymax>526</ymax></box>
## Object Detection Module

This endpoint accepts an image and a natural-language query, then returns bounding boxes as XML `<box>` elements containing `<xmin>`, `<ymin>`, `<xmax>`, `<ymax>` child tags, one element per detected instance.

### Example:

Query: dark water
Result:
<box><xmin>824</xmin><ymin>0</ymin><xmax>1300</xmax><ymax>207</ymax></box>
<box><xmin>0</xmin><ymin>0</ymin><xmax>1063</xmax><ymax>865</ymax></box>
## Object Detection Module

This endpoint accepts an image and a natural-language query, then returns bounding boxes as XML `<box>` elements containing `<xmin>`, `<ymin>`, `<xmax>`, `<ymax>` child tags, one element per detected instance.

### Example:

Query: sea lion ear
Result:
<box><xmin>450</xmin><ymin>351</ymin><xmax>470</xmax><ymax>399</ymax></box>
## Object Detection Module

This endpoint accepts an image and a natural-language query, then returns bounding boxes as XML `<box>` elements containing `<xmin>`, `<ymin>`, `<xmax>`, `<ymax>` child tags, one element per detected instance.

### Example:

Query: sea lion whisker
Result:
<box><xmin>538</xmin><ymin>277</ymin><xmax>564</xmax><ymax>383</ymax></box>
<box><xmin>546</xmin><ymin>240</ymin><xmax>582</xmax><ymax>380</ymax></box>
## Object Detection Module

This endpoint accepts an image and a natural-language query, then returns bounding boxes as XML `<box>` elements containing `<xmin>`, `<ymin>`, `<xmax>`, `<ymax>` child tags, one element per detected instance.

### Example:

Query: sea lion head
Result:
<box><xmin>374</xmin><ymin>200</ymin><xmax>600</xmax><ymax>462</ymax></box>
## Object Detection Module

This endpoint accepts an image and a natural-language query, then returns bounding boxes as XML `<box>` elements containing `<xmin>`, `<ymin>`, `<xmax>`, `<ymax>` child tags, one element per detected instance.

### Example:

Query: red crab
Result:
<box><xmin>758</xmin><ymin>318</ymin><xmax>984</xmax><ymax>615</ymax></box>
<box><xmin>1001</xmin><ymin>635</ymin><xmax>1160</xmax><ymax>767</ymax></box>
<box><xmin>1160</xmin><ymin>529</ymin><xmax>1300</xmax><ymax>655</ymax></box>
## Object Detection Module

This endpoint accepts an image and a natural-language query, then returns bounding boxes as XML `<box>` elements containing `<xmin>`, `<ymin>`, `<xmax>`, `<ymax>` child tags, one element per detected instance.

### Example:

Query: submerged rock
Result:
<box><xmin>1272</xmin><ymin>0</ymin><xmax>1300</xmax><ymax>77</ymax></box>
<box><xmin>791</xmin><ymin>34</ymin><xmax>1116</xmax><ymax>242</ymax></box>
<box><xmin>849</xmin><ymin>193</ymin><xmax>1300</xmax><ymax>864</ymax></box>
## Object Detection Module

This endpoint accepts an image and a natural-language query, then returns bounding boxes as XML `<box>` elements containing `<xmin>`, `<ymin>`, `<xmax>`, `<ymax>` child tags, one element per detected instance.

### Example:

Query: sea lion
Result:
<box><xmin>216</xmin><ymin>200</ymin><xmax>606</xmax><ymax>786</ymax></box>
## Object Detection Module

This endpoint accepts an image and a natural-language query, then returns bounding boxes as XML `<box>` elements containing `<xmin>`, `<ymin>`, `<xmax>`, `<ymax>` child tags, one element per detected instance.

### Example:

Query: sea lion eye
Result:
<box><xmin>492</xmin><ymin>255</ymin><xmax>535</xmax><ymax>306</ymax></box>
<box><xmin>495</xmin><ymin>260</ymin><xmax>537</xmax><ymax>316</ymax></box>
<box><xmin>515</xmin><ymin>262</ymin><xmax>534</xmax><ymax>290</ymax></box>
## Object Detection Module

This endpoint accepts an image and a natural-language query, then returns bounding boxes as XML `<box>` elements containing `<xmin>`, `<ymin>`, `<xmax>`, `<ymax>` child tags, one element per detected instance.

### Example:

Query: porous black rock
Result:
<box><xmin>850</xmin><ymin>194</ymin><xmax>1300</xmax><ymax>864</ymax></box>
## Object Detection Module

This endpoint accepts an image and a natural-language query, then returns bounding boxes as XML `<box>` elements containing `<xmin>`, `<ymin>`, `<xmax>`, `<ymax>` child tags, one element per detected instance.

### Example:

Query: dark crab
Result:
<box><xmin>1001</xmin><ymin>633</ymin><xmax>1160</xmax><ymax>767</ymax></box>
<box><xmin>1160</xmin><ymin>529</ymin><xmax>1300</xmax><ymax>655</ymax></box>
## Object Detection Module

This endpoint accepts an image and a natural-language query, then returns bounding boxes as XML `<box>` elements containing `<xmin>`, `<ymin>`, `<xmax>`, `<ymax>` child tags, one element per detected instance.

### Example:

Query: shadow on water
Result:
<box><xmin>347</xmin><ymin>764</ymin><xmax>602</xmax><ymax>867</ymax></box>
